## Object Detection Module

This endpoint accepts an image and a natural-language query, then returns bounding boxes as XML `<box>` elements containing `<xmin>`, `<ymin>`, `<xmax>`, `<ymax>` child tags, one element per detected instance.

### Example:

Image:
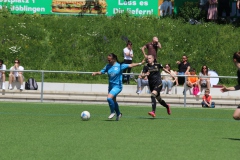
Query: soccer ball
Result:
<box><xmin>81</xmin><ymin>111</ymin><xmax>90</xmax><ymax>121</ymax></box>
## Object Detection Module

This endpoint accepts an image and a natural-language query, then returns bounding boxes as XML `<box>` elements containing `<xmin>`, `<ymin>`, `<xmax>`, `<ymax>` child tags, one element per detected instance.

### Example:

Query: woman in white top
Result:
<box><xmin>160</xmin><ymin>64</ymin><xmax>178</xmax><ymax>94</ymax></box>
<box><xmin>122</xmin><ymin>40</ymin><xmax>133</xmax><ymax>84</ymax></box>
<box><xmin>198</xmin><ymin>65</ymin><xmax>210</xmax><ymax>91</ymax></box>
<box><xmin>0</xmin><ymin>59</ymin><xmax>6</xmax><ymax>90</ymax></box>
<box><xmin>9</xmin><ymin>59</ymin><xmax>24</xmax><ymax>90</ymax></box>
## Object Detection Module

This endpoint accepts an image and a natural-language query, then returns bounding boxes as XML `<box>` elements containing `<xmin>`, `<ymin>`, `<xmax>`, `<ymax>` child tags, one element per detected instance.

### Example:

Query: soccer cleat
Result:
<box><xmin>116</xmin><ymin>113</ymin><xmax>122</xmax><ymax>121</ymax></box>
<box><xmin>167</xmin><ymin>104</ymin><xmax>171</xmax><ymax>115</ymax></box>
<box><xmin>108</xmin><ymin>113</ymin><xmax>115</xmax><ymax>119</ymax></box>
<box><xmin>148</xmin><ymin>111</ymin><xmax>156</xmax><ymax>117</ymax></box>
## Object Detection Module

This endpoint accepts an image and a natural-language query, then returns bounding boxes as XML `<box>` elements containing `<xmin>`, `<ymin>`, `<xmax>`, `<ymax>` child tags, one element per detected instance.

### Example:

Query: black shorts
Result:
<box><xmin>149</xmin><ymin>83</ymin><xmax>162</xmax><ymax>93</ymax></box>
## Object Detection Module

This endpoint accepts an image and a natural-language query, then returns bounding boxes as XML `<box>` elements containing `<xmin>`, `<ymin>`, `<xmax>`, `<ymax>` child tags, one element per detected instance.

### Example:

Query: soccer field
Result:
<box><xmin>0</xmin><ymin>102</ymin><xmax>239</xmax><ymax>160</ymax></box>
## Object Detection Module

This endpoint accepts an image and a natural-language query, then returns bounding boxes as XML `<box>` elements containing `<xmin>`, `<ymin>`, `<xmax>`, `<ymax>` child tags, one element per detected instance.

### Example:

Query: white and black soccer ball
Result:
<box><xmin>81</xmin><ymin>111</ymin><xmax>90</xmax><ymax>121</ymax></box>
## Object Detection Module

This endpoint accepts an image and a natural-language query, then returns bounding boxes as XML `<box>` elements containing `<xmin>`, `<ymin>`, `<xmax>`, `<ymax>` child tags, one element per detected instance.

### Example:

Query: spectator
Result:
<box><xmin>141</xmin><ymin>37</ymin><xmax>162</xmax><ymax>62</ymax></box>
<box><xmin>161</xmin><ymin>64</ymin><xmax>178</xmax><ymax>94</ymax></box>
<box><xmin>199</xmin><ymin>0</ymin><xmax>209</xmax><ymax>19</ymax></box>
<box><xmin>186</xmin><ymin>68</ymin><xmax>201</xmax><ymax>96</ymax></box>
<box><xmin>176</xmin><ymin>55</ymin><xmax>191</xmax><ymax>85</ymax></box>
<box><xmin>159</xmin><ymin>0</ymin><xmax>173</xmax><ymax>17</ymax></box>
<box><xmin>218</xmin><ymin>0</ymin><xmax>230</xmax><ymax>22</ymax></box>
<box><xmin>198</xmin><ymin>65</ymin><xmax>211</xmax><ymax>91</ymax></box>
<box><xmin>207</xmin><ymin>0</ymin><xmax>218</xmax><ymax>22</ymax></box>
<box><xmin>202</xmin><ymin>89</ymin><xmax>215</xmax><ymax>108</ymax></box>
<box><xmin>0</xmin><ymin>59</ymin><xmax>6</xmax><ymax>90</ymax></box>
<box><xmin>135</xmin><ymin>71</ymin><xmax>150</xmax><ymax>94</ymax></box>
<box><xmin>122</xmin><ymin>40</ymin><xmax>133</xmax><ymax>84</ymax></box>
<box><xmin>220</xmin><ymin>51</ymin><xmax>240</xmax><ymax>120</ymax></box>
<box><xmin>9</xmin><ymin>59</ymin><xmax>24</xmax><ymax>91</ymax></box>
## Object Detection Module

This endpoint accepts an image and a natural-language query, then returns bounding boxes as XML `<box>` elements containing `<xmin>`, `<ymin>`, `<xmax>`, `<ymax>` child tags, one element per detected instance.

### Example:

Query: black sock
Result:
<box><xmin>151</xmin><ymin>96</ymin><xmax>156</xmax><ymax>112</ymax></box>
<box><xmin>159</xmin><ymin>99</ymin><xmax>168</xmax><ymax>108</ymax></box>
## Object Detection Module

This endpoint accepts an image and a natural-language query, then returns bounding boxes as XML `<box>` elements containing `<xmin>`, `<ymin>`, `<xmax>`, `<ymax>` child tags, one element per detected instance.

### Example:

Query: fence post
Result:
<box><xmin>184</xmin><ymin>75</ymin><xmax>187</xmax><ymax>107</ymax></box>
<box><xmin>41</xmin><ymin>71</ymin><xmax>44</xmax><ymax>103</ymax></box>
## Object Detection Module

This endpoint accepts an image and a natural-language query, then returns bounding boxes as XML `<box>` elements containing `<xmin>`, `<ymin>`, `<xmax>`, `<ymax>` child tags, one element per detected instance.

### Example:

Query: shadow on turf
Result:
<box><xmin>223</xmin><ymin>138</ymin><xmax>240</xmax><ymax>141</ymax></box>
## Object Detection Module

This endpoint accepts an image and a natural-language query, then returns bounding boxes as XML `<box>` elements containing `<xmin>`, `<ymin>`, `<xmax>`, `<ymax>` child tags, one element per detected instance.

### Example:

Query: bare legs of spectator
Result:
<box><xmin>1</xmin><ymin>72</ymin><xmax>5</xmax><ymax>90</ymax></box>
<box><xmin>9</xmin><ymin>73</ymin><xmax>24</xmax><ymax>90</ymax></box>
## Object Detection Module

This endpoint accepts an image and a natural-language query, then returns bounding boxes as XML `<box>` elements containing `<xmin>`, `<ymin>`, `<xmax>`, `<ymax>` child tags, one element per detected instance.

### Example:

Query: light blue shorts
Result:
<box><xmin>108</xmin><ymin>86</ymin><xmax>122</xmax><ymax>97</ymax></box>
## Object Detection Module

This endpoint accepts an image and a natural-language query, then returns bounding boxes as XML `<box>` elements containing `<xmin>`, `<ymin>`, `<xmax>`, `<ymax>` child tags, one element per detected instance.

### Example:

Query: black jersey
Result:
<box><xmin>142</xmin><ymin>63</ymin><xmax>163</xmax><ymax>86</ymax></box>
<box><xmin>234</xmin><ymin>68</ymin><xmax>240</xmax><ymax>90</ymax></box>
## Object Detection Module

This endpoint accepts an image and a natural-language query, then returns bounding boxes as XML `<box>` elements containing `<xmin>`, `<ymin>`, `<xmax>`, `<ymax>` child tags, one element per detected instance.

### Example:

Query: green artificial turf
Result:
<box><xmin>0</xmin><ymin>102</ymin><xmax>239</xmax><ymax>160</ymax></box>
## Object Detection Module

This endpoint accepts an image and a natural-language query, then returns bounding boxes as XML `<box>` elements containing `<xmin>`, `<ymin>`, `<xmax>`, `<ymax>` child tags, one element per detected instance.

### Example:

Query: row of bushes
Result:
<box><xmin>0</xmin><ymin>9</ymin><xmax>239</xmax><ymax>85</ymax></box>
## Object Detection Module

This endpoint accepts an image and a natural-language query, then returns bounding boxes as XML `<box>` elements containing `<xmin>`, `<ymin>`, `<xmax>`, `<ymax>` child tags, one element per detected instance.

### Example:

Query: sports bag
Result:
<box><xmin>25</xmin><ymin>78</ymin><xmax>38</xmax><ymax>90</ymax></box>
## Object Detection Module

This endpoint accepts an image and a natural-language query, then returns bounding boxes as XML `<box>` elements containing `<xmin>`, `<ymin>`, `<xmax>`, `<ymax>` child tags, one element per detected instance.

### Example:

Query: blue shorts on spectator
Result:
<box><xmin>202</xmin><ymin>101</ymin><xmax>215</xmax><ymax>108</ymax></box>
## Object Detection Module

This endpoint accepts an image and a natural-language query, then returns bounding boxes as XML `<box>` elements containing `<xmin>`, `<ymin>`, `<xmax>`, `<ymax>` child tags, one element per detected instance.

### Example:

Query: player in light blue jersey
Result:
<box><xmin>92</xmin><ymin>53</ymin><xmax>144</xmax><ymax>121</ymax></box>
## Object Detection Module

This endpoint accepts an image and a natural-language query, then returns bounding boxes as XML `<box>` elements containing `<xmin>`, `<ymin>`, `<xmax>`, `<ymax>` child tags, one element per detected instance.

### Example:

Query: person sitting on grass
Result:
<box><xmin>201</xmin><ymin>89</ymin><xmax>215</xmax><ymax>108</ymax></box>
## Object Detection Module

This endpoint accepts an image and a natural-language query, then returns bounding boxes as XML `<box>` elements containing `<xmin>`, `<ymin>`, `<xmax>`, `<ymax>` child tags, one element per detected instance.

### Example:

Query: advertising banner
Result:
<box><xmin>0</xmin><ymin>0</ymin><xmax>52</xmax><ymax>14</ymax></box>
<box><xmin>0</xmin><ymin>0</ymin><xmax>162</xmax><ymax>16</ymax></box>
<box><xmin>1</xmin><ymin>0</ymin><xmax>239</xmax><ymax>17</ymax></box>
<box><xmin>106</xmin><ymin>0</ymin><xmax>158</xmax><ymax>16</ymax></box>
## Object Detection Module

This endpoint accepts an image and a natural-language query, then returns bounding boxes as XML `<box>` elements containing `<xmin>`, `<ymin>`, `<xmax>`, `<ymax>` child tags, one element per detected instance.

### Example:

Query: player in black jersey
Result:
<box><xmin>221</xmin><ymin>52</ymin><xmax>240</xmax><ymax>120</ymax></box>
<box><xmin>142</xmin><ymin>55</ymin><xmax>172</xmax><ymax>117</ymax></box>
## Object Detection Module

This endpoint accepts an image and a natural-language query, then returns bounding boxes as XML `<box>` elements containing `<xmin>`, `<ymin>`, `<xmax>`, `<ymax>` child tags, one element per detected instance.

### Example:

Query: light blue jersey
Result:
<box><xmin>100</xmin><ymin>62</ymin><xmax>129</xmax><ymax>96</ymax></box>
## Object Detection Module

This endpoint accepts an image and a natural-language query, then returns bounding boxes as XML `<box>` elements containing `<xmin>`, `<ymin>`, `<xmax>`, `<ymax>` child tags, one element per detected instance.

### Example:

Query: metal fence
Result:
<box><xmin>0</xmin><ymin>69</ymin><xmax>238</xmax><ymax>107</ymax></box>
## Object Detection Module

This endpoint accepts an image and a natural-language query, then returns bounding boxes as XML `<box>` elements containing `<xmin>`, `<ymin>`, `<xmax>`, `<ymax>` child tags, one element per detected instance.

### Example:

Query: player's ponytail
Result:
<box><xmin>108</xmin><ymin>53</ymin><xmax>121</xmax><ymax>63</ymax></box>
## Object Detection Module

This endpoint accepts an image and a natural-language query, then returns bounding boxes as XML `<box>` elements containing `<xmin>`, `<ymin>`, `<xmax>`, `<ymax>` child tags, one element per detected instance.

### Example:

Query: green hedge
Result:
<box><xmin>0</xmin><ymin>12</ymin><xmax>239</xmax><ymax>85</ymax></box>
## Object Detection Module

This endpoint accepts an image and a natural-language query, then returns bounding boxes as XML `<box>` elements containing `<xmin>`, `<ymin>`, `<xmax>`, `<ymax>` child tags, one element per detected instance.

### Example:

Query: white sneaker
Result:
<box><xmin>160</xmin><ymin>91</ymin><xmax>165</xmax><ymax>94</ymax></box>
<box><xmin>9</xmin><ymin>86</ymin><xmax>13</xmax><ymax>90</ymax></box>
<box><xmin>108</xmin><ymin>113</ymin><xmax>115</xmax><ymax>119</ymax></box>
<box><xmin>20</xmin><ymin>86</ymin><xmax>24</xmax><ymax>91</ymax></box>
<box><xmin>2</xmin><ymin>86</ymin><xmax>5</xmax><ymax>90</ymax></box>
<box><xmin>136</xmin><ymin>90</ymin><xmax>141</xmax><ymax>94</ymax></box>
<box><xmin>168</xmin><ymin>91</ymin><xmax>172</xmax><ymax>95</ymax></box>
<box><xmin>197</xmin><ymin>92</ymin><xmax>201</xmax><ymax>96</ymax></box>
<box><xmin>116</xmin><ymin>113</ymin><xmax>122</xmax><ymax>121</ymax></box>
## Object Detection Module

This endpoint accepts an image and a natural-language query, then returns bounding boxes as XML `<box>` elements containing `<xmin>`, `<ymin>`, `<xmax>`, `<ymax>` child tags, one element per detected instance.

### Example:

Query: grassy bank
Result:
<box><xmin>0</xmin><ymin>12</ymin><xmax>239</xmax><ymax>85</ymax></box>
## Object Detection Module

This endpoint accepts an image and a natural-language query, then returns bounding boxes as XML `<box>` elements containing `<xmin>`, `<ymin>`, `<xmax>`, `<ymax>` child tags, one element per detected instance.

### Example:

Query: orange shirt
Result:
<box><xmin>202</xmin><ymin>95</ymin><xmax>212</xmax><ymax>103</ymax></box>
<box><xmin>188</xmin><ymin>74</ymin><xmax>198</xmax><ymax>83</ymax></box>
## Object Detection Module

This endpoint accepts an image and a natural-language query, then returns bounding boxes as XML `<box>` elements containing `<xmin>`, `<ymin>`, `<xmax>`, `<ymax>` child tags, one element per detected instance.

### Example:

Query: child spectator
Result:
<box><xmin>201</xmin><ymin>89</ymin><xmax>215</xmax><ymax>108</ymax></box>
<box><xmin>187</xmin><ymin>68</ymin><xmax>201</xmax><ymax>95</ymax></box>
